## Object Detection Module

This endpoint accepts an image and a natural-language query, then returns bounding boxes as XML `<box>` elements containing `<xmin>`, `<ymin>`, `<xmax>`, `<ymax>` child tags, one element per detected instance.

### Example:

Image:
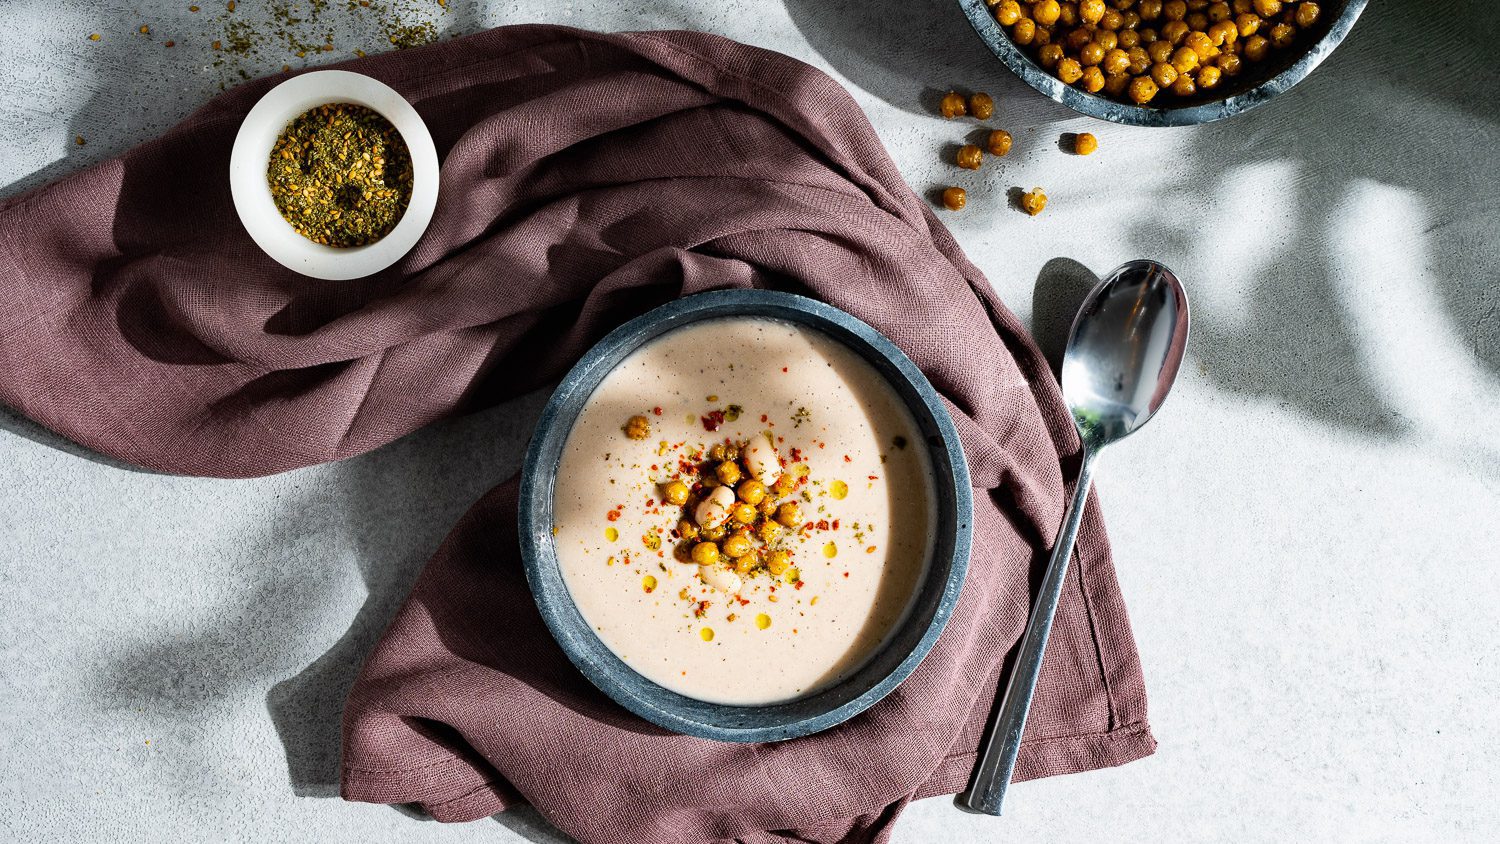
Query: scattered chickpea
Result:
<box><xmin>758</xmin><ymin>499</ymin><xmax>777</xmax><ymax>517</ymax></box>
<box><xmin>736</xmin><ymin>479</ymin><xmax>766</xmax><ymax>505</ymax></box>
<box><xmin>766</xmin><ymin>551</ymin><xmax>792</xmax><ymax>576</ymax></box>
<box><xmin>1019</xmin><ymin>187</ymin><xmax>1048</xmax><ymax>216</ymax></box>
<box><xmin>715</xmin><ymin>460</ymin><xmax>741</xmax><ymax>487</ymax></box>
<box><xmin>986</xmin><ymin>129</ymin><xmax>1013</xmax><ymax>156</ymax></box>
<box><xmin>757</xmin><ymin>520</ymin><xmax>782</xmax><ymax>544</ymax></box>
<box><xmin>941</xmin><ymin>186</ymin><xmax>967</xmax><ymax>211</ymax></box>
<box><xmin>1074</xmin><ymin>132</ymin><xmax>1098</xmax><ymax>155</ymax></box>
<box><xmin>968</xmin><ymin>91</ymin><xmax>995</xmax><ymax>119</ymax></box>
<box><xmin>662</xmin><ymin>480</ymin><xmax>690</xmax><ymax>506</ymax></box>
<box><xmin>623</xmin><ymin>414</ymin><xmax>650</xmax><ymax>440</ymax></box>
<box><xmin>731</xmin><ymin>502</ymin><xmax>757</xmax><ymax>525</ymax></box>
<box><xmin>701</xmin><ymin>523</ymin><xmax>727</xmax><ymax>542</ymax></box>
<box><xmin>691</xmin><ymin>541</ymin><xmax>720</xmax><ymax>566</ymax></box>
<box><xmin>677</xmin><ymin>519</ymin><xmax>699</xmax><ymax>541</ymax></box>
<box><xmin>940</xmin><ymin>90</ymin><xmax>967</xmax><ymax>118</ymax></box>
<box><xmin>956</xmin><ymin>144</ymin><xmax>983</xmax><ymax>170</ymax></box>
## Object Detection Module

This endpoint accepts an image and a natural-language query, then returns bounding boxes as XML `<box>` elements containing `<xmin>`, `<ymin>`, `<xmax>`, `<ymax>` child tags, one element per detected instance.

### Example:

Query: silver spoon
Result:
<box><xmin>956</xmin><ymin>259</ymin><xmax>1190</xmax><ymax>816</ymax></box>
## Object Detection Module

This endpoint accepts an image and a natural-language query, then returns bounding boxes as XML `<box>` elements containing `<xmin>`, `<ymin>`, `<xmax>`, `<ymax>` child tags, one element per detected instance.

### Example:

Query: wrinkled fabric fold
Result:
<box><xmin>0</xmin><ymin>25</ymin><xmax>1153</xmax><ymax>844</ymax></box>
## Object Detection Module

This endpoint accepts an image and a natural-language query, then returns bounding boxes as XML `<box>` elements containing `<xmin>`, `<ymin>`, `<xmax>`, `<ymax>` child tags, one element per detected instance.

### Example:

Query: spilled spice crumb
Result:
<box><xmin>74</xmin><ymin>135</ymin><xmax>86</xmax><ymax>146</ymax></box>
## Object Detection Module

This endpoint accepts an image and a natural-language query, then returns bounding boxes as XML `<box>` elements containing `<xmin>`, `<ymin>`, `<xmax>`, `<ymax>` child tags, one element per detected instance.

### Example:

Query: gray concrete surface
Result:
<box><xmin>2</xmin><ymin>1</ymin><xmax>1497</xmax><ymax>841</ymax></box>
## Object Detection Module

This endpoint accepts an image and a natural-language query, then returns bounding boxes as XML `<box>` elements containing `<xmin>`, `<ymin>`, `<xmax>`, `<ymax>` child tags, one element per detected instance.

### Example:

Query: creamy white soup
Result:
<box><xmin>552</xmin><ymin>316</ymin><xmax>935</xmax><ymax>706</ymax></box>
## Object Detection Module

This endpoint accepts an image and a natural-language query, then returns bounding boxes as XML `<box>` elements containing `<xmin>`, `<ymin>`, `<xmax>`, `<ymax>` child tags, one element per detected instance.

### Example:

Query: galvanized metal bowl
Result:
<box><xmin>518</xmin><ymin>290</ymin><xmax>973</xmax><ymax>743</ymax></box>
<box><xmin>956</xmin><ymin>0</ymin><xmax>1368</xmax><ymax>126</ymax></box>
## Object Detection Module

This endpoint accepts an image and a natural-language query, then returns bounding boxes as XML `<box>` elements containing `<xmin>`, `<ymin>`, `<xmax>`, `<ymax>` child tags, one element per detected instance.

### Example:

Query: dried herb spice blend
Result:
<box><xmin>267</xmin><ymin>103</ymin><xmax>414</xmax><ymax>247</ymax></box>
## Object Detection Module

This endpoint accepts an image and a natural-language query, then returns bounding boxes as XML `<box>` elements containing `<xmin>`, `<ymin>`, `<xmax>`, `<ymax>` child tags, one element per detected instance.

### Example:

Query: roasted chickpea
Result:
<box><xmin>758</xmin><ymin>498</ymin><xmax>777</xmax><ymax>517</ymax></box>
<box><xmin>1139</xmin><ymin>26</ymin><xmax>1159</xmax><ymax>43</ymax></box>
<box><xmin>1079</xmin><ymin>0</ymin><xmax>1106</xmax><ymax>24</ymax></box>
<box><xmin>737</xmin><ymin>479</ymin><xmax>766</xmax><ymax>505</ymax></box>
<box><xmin>1039</xmin><ymin>42</ymin><xmax>1066</xmax><ymax>67</ymax></box>
<box><xmin>772</xmin><ymin>474</ymin><xmax>796</xmax><ymax>496</ymax></box>
<box><xmin>1080</xmin><ymin>41</ymin><xmax>1106</xmax><ymax>65</ymax></box>
<box><xmin>1103</xmin><ymin>71</ymin><xmax>1131</xmax><ymax>96</ymax></box>
<box><xmin>1095</xmin><ymin>29</ymin><xmax>1119</xmax><ymax>50</ymax></box>
<box><xmin>1171</xmin><ymin>45</ymin><xmax>1200</xmax><ymax>72</ymax></box>
<box><xmin>774</xmin><ymin>502</ymin><xmax>801</xmax><ymax>527</ymax></box>
<box><xmin>1242</xmin><ymin>33</ymin><xmax>1268</xmax><ymax>61</ymax></box>
<box><xmin>1034</xmin><ymin>26</ymin><xmax>1054</xmax><ymax>47</ymax></box>
<box><xmin>941</xmin><ymin>185</ymin><xmax>967</xmax><ymax>212</ymax></box>
<box><xmin>997</xmin><ymin>0</ymin><xmax>1024</xmax><ymax>25</ymax></box>
<box><xmin>1196</xmin><ymin>64</ymin><xmax>1223</xmax><ymax>88</ymax></box>
<box><xmin>1119</xmin><ymin>28</ymin><xmax>1141</xmax><ymax>47</ymax></box>
<box><xmin>707</xmin><ymin>442</ymin><xmax>728</xmax><ymax>462</ymax></box>
<box><xmin>1103</xmin><ymin>47</ymin><xmax>1132</xmax><ymax>73</ymax></box>
<box><xmin>1185</xmin><ymin>30</ymin><xmax>1215</xmax><ymax>58</ymax></box>
<box><xmin>1232</xmin><ymin>0</ymin><xmax>1252</xmax><ymax>11</ymax></box>
<box><xmin>691</xmin><ymin>541</ymin><xmax>720</xmax><ymax>566</ymax></box>
<box><xmin>1100</xmin><ymin>8</ymin><xmax>1124</xmax><ymax>29</ymax></box>
<box><xmin>1127</xmin><ymin>45</ymin><xmax>1152</xmax><ymax>73</ymax></box>
<box><xmin>1074</xmin><ymin>132</ymin><xmax>1099</xmax><ymax>155</ymax></box>
<box><xmin>1235</xmin><ymin>11</ymin><xmax>1259</xmax><ymax>36</ymax></box>
<box><xmin>1019</xmin><ymin>187</ymin><xmax>1048</xmax><ymax>216</ymax></box>
<box><xmin>956</xmin><ymin>143</ymin><xmax>984</xmax><ymax>170</ymax></box>
<box><xmin>1216</xmin><ymin>51</ymin><xmax>1242</xmax><ymax>74</ymax></box>
<box><xmin>623</xmin><ymin>415</ymin><xmax>650</xmax><ymax>440</ymax></box>
<box><xmin>756</xmin><ymin>519</ymin><xmax>781</xmax><ymax>544</ymax></box>
<box><xmin>1057</xmin><ymin>56</ymin><xmax>1085</xmax><ymax>83</ymax></box>
<box><xmin>1186</xmin><ymin>11</ymin><xmax>1208</xmax><ymax>29</ymax></box>
<box><xmin>969</xmin><ymin>91</ymin><xmax>996</xmax><ymax>120</ymax></box>
<box><xmin>1013</xmin><ymin>17</ymin><xmax>1037</xmax><ymax>44</ymax></box>
<box><xmin>1209</xmin><ymin>18</ymin><xmax>1238</xmax><ymax>44</ymax></box>
<box><xmin>1162</xmin><ymin>19</ymin><xmax>1189</xmax><ymax>43</ymax></box>
<box><xmin>731</xmin><ymin>502</ymin><xmax>757</xmax><ymax>525</ymax></box>
<box><xmin>1066</xmin><ymin>26</ymin><xmax>1095</xmax><ymax>49</ymax></box>
<box><xmin>662</xmin><ymin>479</ymin><xmax>690</xmax><ymax>506</ymax></box>
<box><xmin>1138</xmin><ymin>0</ymin><xmax>1163</xmax><ymax>19</ymax></box>
<box><xmin>1252</xmin><ymin>0</ymin><xmax>1281</xmax><ymax>15</ymax></box>
<box><xmin>1080</xmin><ymin>65</ymin><xmax>1106</xmax><ymax>92</ymax></box>
<box><xmin>939</xmin><ymin>90</ymin><xmax>967</xmax><ymax>118</ymax></box>
<box><xmin>1269</xmin><ymin>22</ymin><xmax>1295</xmax><ymax>48</ymax></box>
<box><xmin>1122</xmin><ymin>10</ymin><xmax>1142</xmax><ymax>30</ymax></box>
<box><xmin>1033</xmin><ymin>0</ymin><xmax>1062</xmax><ymax>25</ymax></box>
<box><xmin>1151</xmin><ymin>61</ymin><xmax>1179</xmax><ymax>87</ymax></box>
<box><xmin>712</xmin><ymin>460</ymin><xmax>738</xmax><ymax>487</ymax></box>
<box><xmin>1147</xmin><ymin>38</ymin><xmax>1174</xmax><ymax>63</ymax></box>
<box><xmin>1128</xmin><ymin>74</ymin><xmax>1160</xmax><ymax>104</ymax></box>
<box><xmin>721</xmin><ymin>532</ymin><xmax>752</xmax><ymax>558</ymax></box>
<box><xmin>677</xmin><ymin>519</ymin><xmax>699</xmax><ymax>541</ymax></box>
<box><xmin>1295</xmin><ymin>1</ymin><xmax>1319</xmax><ymax>27</ymax></box>
<box><xmin>1163</xmin><ymin>0</ymin><xmax>1186</xmax><ymax>20</ymax></box>
<box><xmin>1059</xmin><ymin>1</ymin><xmax>1080</xmax><ymax>25</ymax></box>
<box><xmin>701</xmin><ymin>522</ymin><xmax>726</xmax><ymax>541</ymax></box>
<box><xmin>1170</xmin><ymin>73</ymin><xmax>1196</xmax><ymax>96</ymax></box>
<box><xmin>766</xmin><ymin>551</ymin><xmax>792</xmax><ymax>576</ymax></box>
<box><xmin>1208</xmin><ymin>1</ymin><xmax>1232</xmax><ymax>20</ymax></box>
<box><xmin>1187</xmin><ymin>0</ymin><xmax>1209</xmax><ymax>8</ymax></box>
<box><xmin>987</xmin><ymin>128</ymin><xmax>1014</xmax><ymax>156</ymax></box>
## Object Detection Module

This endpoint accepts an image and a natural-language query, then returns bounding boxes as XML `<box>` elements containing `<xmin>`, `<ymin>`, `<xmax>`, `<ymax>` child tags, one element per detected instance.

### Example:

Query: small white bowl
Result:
<box><xmin>229</xmin><ymin>70</ymin><xmax>439</xmax><ymax>281</ymax></box>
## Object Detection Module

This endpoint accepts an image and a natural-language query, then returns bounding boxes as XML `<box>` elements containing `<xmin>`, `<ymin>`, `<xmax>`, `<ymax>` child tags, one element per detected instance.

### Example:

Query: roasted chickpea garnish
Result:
<box><xmin>1295</xmin><ymin>1</ymin><xmax>1319</xmax><ymax>28</ymax></box>
<box><xmin>765</xmin><ymin>551</ymin><xmax>792</xmax><ymax>576</ymax></box>
<box><xmin>986</xmin><ymin>129</ymin><xmax>1014</xmax><ymax>156</ymax></box>
<box><xmin>969</xmin><ymin>91</ymin><xmax>996</xmax><ymax>119</ymax></box>
<box><xmin>677</xmin><ymin>519</ymin><xmax>699</xmax><ymax>541</ymax></box>
<box><xmin>721</xmin><ymin>533</ymin><xmax>752</xmax><ymax>558</ymax></box>
<box><xmin>758</xmin><ymin>498</ymin><xmax>777</xmax><ymax>517</ymax></box>
<box><xmin>1197</xmin><ymin>64</ymin><xmax>1222</xmax><ymax>88</ymax></box>
<box><xmin>940</xmin><ymin>90</ymin><xmax>967</xmax><ymax>118</ymax></box>
<box><xmin>996</xmin><ymin>0</ymin><xmax>1023</xmax><ymax>26</ymax></box>
<box><xmin>729</xmin><ymin>502</ymin><xmax>756</xmax><ymax>526</ymax></box>
<box><xmin>1080</xmin><ymin>66</ymin><xmax>1105</xmax><ymax>93</ymax></box>
<box><xmin>662</xmin><ymin>480</ymin><xmax>690</xmax><ymax>506</ymax></box>
<box><xmin>1033</xmin><ymin>0</ymin><xmax>1061</xmax><ymax>26</ymax></box>
<box><xmin>1128</xmin><ymin>75</ymin><xmax>1159</xmax><ymax>104</ymax></box>
<box><xmin>701</xmin><ymin>522</ymin><xmax>727</xmax><ymax>541</ymax></box>
<box><xmin>1039</xmin><ymin>42</ymin><xmax>1066</xmax><ymax>68</ymax></box>
<box><xmin>774</xmin><ymin>502</ymin><xmax>802</xmax><ymax>528</ymax></box>
<box><xmin>736</xmin><ymin>479</ymin><xmax>766</xmax><ymax>505</ymax></box>
<box><xmin>1074</xmin><ymin>132</ymin><xmax>1098</xmax><ymax>155</ymax></box>
<box><xmin>1079</xmin><ymin>0</ymin><xmax>1105</xmax><ymax>24</ymax></box>
<box><xmin>691</xmin><ymin>541</ymin><xmax>720</xmax><ymax>566</ymax></box>
<box><xmin>1269</xmin><ymin>22</ymin><xmax>1295</xmax><ymax>48</ymax></box>
<box><xmin>1170</xmin><ymin>73</ymin><xmax>1197</xmax><ymax>96</ymax></box>
<box><xmin>1103</xmin><ymin>47</ymin><xmax>1131</xmax><ymax>74</ymax></box>
<box><xmin>956</xmin><ymin>144</ymin><xmax>983</xmax><ymax>170</ymax></box>
<box><xmin>941</xmin><ymin>186</ymin><xmax>967</xmax><ymax>211</ymax></box>
<box><xmin>621</xmin><ymin>415</ymin><xmax>652</xmax><ymax>439</ymax></box>
<box><xmin>1019</xmin><ymin>187</ymin><xmax>1048</xmax><ymax>216</ymax></box>
<box><xmin>715</xmin><ymin>460</ymin><xmax>741</xmax><ymax>487</ymax></box>
<box><xmin>1057</xmin><ymin>57</ymin><xmax>1084</xmax><ymax>84</ymax></box>
<box><xmin>757</xmin><ymin>520</ymin><xmax>782</xmax><ymax>544</ymax></box>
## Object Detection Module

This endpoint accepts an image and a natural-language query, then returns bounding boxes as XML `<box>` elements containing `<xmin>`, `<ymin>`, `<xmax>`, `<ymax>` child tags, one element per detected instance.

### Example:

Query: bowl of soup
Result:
<box><xmin>518</xmin><ymin>289</ymin><xmax>972</xmax><ymax>742</ymax></box>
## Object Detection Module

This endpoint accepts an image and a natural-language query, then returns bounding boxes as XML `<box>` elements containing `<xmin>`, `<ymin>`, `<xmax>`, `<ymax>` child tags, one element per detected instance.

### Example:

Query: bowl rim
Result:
<box><xmin>517</xmin><ymin>289</ymin><xmax>973</xmax><ymax>743</ymax></box>
<box><xmin>228</xmin><ymin>69</ymin><xmax>440</xmax><ymax>280</ymax></box>
<box><xmin>956</xmin><ymin>0</ymin><xmax>1369</xmax><ymax>127</ymax></box>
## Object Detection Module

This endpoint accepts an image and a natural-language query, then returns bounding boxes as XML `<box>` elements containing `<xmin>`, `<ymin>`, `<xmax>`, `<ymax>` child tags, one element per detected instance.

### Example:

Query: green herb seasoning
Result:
<box><xmin>267</xmin><ymin>103</ymin><xmax>413</xmax><ymax>247</ymax></box>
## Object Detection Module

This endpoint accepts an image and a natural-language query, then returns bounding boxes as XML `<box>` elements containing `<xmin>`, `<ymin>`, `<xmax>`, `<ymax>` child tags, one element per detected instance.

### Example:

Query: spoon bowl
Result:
<box><xmin>1063</xmin><ymin>260</ymin><xmax>1191</xmax><ymax>448</ymax></box>
<box><xmin>958</xmin><ymin>260</ymin><xmax>1189</xmax><ymax>816</ymax></box>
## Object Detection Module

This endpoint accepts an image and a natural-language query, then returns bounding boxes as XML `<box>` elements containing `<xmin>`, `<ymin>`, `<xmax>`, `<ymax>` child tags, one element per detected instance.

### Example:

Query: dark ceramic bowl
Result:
<box><xmin>518</xmin><ymin>290</ymin><xmax>973</xmax><ymax>743</ymax></box>
<box><xmin>957</xmin><ymin>0</ymin><xmax>1368</xmax><ymax>126</ymax></box>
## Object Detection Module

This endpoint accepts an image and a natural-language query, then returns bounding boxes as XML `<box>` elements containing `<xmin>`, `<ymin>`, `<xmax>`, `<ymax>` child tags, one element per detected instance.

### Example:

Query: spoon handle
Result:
<box><xmin>956</xmin><ymin>448</ymin><xmax>1098</xmax><ymax>816</ymax></box>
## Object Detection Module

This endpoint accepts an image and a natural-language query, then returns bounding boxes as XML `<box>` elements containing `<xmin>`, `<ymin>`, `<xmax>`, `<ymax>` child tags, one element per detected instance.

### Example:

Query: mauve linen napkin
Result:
<box><xmin>0</xmin><ymin>25</ymin><xmax>1154</xmax><ymax>843</ymax></box>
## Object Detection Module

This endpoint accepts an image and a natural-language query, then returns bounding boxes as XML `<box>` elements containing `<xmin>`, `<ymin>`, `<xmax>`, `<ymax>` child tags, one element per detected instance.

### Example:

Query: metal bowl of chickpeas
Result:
<box><xmin>958</xmin><ymin>0</ymin><xmax>1367</xmax><ymax>126</ymax></box>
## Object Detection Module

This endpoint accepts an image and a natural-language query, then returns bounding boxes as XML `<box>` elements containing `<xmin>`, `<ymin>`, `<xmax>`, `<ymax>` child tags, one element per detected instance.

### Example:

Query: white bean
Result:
<box><xmin>694</xmin><ymin>485</ymin><xmax>736</xmax><ymax>529</ymax></box>
<box><xmin>741</xmin><ymin>433</ymin><xmax>781</xmax><ymax>487</ymax></box>
<box><xmin>700</xmin><ymin>566</ymin><xmax>742</xmax><ymax>594</ymax></box>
